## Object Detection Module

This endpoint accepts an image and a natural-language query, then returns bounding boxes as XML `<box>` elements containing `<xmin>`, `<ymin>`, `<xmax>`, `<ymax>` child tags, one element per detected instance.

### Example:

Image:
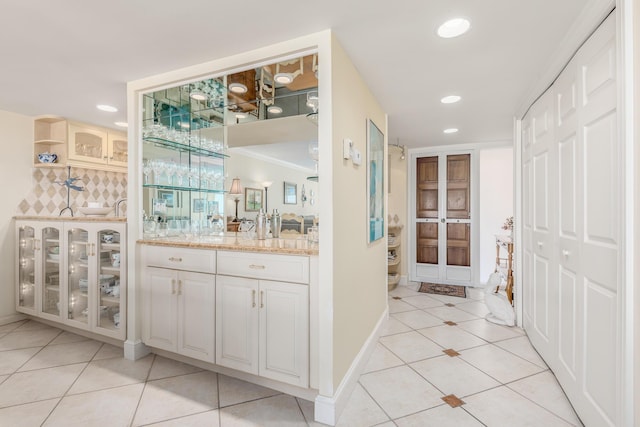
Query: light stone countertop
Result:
<box><xmin>15</xmin><ymin>215</ymin><xmax>126</xmax><ymax>222</ymax></box>
<box><xmin>139</xmin><ymin>235</ymin><xmax>319</xmax><ymax>256</ymax></box>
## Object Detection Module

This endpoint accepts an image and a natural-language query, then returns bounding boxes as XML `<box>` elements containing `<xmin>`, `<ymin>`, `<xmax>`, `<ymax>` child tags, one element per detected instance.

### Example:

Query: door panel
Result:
<box><xmin>446</xmin><ymin>154</ymin><xmax>470</xmax><ymax>219</ymax></box>
<box><xmin>416</xmin><ymin>157</ymin><xmax>438</xmax><ymax>218</ymax></box>
<box><xmin>416</xmin><ymin>223</ymin><xmax>438</xmax><ymax>264</ymax></box>
<box><xmin>558</xmin><ymin>267</ymin><xmax>577</xmax><ymax>377</ymax></box>
<box><xmin>446</xmin><ymin>223</ymin><xmax>470</xmax><ymax>267</ymax></box>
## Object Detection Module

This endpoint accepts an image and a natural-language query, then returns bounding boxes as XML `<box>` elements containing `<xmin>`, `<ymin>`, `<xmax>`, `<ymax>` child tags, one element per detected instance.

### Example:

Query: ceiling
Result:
<box><xmin>0</xmin><ymin>0</ymin><xmax>592</xmax><ymax>150</ymax></box>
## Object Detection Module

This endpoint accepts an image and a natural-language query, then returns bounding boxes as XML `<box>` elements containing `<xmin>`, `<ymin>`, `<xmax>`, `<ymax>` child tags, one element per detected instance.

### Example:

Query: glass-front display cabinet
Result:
<box><xmin>66</xmin><ymin>222</ymin><xmax>126</xmax><ymax>340</ymax></box>
<box><xmin>16</xmin><ymin>222</ymin><xmax>62</xmax><ymax>320</ymax></box>
<box><xmin>142</xmin><ymin>78</ymin><xmax>228</xmax><ymax>231</ymax></box>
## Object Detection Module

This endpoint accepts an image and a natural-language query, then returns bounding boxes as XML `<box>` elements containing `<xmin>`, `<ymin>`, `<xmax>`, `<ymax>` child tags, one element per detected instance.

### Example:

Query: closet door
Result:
<box><xmin>412</xmin><ymin>152</ymin><xmax>473</xmax><ymax>285</ymax></box>
<box><xmin>522</xmin><ymin>14</ymin><xmax>620</xmax><ymax>427</ymax></box>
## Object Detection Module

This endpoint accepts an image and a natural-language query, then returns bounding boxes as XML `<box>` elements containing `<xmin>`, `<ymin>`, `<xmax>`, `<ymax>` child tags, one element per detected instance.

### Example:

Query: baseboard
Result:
<box><xmin>0</xmin><ymin>313</ymin><xmax>27</xmax><ymax>326</ymax></box>
<box><xmin>124</xmin><ymin>339</ymin><xmax>151</xmax><ymax>360</ymax></box>
<box><xmin>314</xmin><ymin>307</ymin><xmax>389</xmax><ymax>426</ymax></box>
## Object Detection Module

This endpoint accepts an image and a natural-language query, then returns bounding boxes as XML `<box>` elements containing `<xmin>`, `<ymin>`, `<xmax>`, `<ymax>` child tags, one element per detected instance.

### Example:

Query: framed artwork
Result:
<box><xmin>283</xmin><ymin>181</ymin><xmax>297</xmax><ymax>204</ymax></box>
<box><xmin>245</xmin><ymin>187</ymin><xmax>263</xmax><ymax>211</ymax></box>
<box><xmin>158</xmin><ymin>189</ymin><xmax>178</xmax><ymax>208</ymax></box>
<box><xmin>207</xmin><ymin>200</ymin><xmax>220</xmax><ymax>215</ymax></box>
<box><xmin>193</xmin><ymin>198</ymin><xmax>205</xmax><ymax>213</ymax></box>
<box><xmin>367</xmin><ymin>118</ymin><xmax>385</xmax><ymax>243</ymax></box>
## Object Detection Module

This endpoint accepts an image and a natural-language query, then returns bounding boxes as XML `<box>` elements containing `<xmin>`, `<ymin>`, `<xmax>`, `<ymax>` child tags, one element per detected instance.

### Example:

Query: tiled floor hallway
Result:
<box><xmin>0</xmin><ymin>284</ymin><xmax>582</xmax><ymax>426</ymax></box>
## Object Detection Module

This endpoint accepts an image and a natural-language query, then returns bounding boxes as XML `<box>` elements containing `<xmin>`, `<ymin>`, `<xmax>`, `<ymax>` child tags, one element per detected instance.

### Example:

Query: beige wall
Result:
<box><xmin>0</xmin><ymin>110</ymin><xmax>34</xmax><ymax>322</ymax></box>
<box><xmin>330</xmin><ymin>35</ymin><xmax>388</xmax><ymax>388</ymax></box>
<box><xmin>388</xmin><ymin>149</ymin><xmax>407</xmax><ymax>278</ymax></box>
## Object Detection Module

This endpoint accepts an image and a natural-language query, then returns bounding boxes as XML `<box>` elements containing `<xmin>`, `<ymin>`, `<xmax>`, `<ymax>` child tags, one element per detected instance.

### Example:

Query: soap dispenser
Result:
<box><xmin>256</xmin><ymin>209</ymin><xmax>267</xmax><ymax>240</ymax></box>
<box><xmin>271</xmin><ymin>209</ymin><xmax>281</xmax><ymax>238</ymax></box>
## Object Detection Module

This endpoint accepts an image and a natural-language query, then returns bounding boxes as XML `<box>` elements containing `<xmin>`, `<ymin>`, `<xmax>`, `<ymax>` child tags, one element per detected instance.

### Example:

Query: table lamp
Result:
<box><xmin>229</xmin><ymin>178</ymin><xmax>243</xmax><ymax>222</ymax></box>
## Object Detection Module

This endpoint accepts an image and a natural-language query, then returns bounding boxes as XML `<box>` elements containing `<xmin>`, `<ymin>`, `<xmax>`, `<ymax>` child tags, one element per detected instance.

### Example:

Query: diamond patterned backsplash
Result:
<box><xmin>17</xmin><ymin>167</ymin><xmax>127</xmax><ymax>216</ymax></box>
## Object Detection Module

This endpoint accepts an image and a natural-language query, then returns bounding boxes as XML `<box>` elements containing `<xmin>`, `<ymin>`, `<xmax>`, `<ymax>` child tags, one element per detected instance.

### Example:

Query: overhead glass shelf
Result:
<box><xmin>143</xmin><ymin>184</ymin><xmax>227</xmax><ymax>194</ymax></box>
<box><xmin>143</xmin><ymin>137</ymin><xmax>228</xmax><ymax>159</ymax></box>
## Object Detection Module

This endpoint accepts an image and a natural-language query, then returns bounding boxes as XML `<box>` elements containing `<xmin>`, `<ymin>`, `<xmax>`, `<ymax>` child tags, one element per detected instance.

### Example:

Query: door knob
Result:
<box><xmin>562</xmin><ymin>250</ymin><xmax>570</xmax><ymax>257</ymax></box>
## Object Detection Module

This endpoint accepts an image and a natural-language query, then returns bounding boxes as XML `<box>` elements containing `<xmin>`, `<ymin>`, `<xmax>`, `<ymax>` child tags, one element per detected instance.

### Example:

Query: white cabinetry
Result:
<box><xmin>142</xmin><ymin>246</ymin><xmax>216</xmax><ymax>363</ymax></box>
<box><xmin>16</xmin><ymin>220</ymin><xmax>126</xmax><ymax>340</ymax></box>
<box><xmin>68</xmin><ymin>122</ymin><xmax>127</xmax><ymax>171</ymax></box>
<box><xmin>216</xmin><ymin>251</ymin><xmax>309</xmax><ymax>388</ymax></box>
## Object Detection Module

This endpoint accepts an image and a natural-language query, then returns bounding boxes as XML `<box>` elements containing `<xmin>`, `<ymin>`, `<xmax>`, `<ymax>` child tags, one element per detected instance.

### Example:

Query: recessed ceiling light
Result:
<box><xmin>274</xmin><ymin>73</ymin><xmax>294</xmax><ymax>84</ymax></box>
<box><xmin>444</xmin><ymin>128</ymin><xmax>459</xmax><ymax>134</ymax></box>
<box><xmin>229</xmin><ymin>83</ymin><xmax>248</xmax><ymax>94</ymax></box>
<box><xmin>189</xmin><ymin>90</ymin><xmax>207</xmax><ymax>101</ymax></box>
<box><xmin>267</xmin><ymin>105</ymin><xmax>283</xmax><ymax>114</ymax></box>
<box><xmin>114</xmin><ymin>121</ymin><xmax>128</xmax><ymax>128</ymax></box>
<box><xmin>97</xmin><ymin>104</ymin><xmax>118</xmax><ymax>113</ymax></box>
<box><xmin>437</xmin><ymin>18</ymin><xmax>471</xmax><ymax>38</ymax></box>
<box><xmin>441</xmin><ymin>95</ymin><xmax>461</xmax><ymax>104</ymax></box>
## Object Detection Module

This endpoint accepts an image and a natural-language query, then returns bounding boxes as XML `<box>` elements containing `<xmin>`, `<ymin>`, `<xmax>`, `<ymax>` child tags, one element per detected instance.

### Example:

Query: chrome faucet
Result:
<box><xmin>115</xmin><ymin>198</ymin><xmax>127</xmax><ymax>217</ymax></box>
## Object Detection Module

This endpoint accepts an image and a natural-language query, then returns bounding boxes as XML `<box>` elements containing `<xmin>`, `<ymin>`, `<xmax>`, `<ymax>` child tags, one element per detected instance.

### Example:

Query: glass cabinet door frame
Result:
<box><xmin>16</xmin><ymin>221</ymin><xmax>65</xmax><ymax>321</ymax></box>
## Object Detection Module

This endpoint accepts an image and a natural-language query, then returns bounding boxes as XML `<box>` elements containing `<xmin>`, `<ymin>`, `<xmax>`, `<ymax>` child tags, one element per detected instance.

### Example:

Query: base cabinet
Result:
<box><xmin>16</xmin><ymin>220</ymin><xmax>126</xmax><ymax>340</ymax></box>
<box><xmin>143</xmin><ymin>267</ymin><xmax>215</xmax><ymax>363</ymax></box>
<box><xmin>216</xmin><ymin>275</ymin><xmax>309</xmax><ymax>388</ymax></box>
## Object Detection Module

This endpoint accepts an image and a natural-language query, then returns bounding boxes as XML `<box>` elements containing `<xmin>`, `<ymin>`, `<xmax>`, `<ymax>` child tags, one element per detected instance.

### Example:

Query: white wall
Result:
<box><xmin>479</xmin><ymin>145</ymin><xmax>514</xmax><ymax>283</ymax></box>
<box><xmin>0</xmin><ymin>110</ymin><xmax>34</xmax><ymax>323</ymax></box>
<box><xmin>225</xmin><ymin>150</ymin><xmax>319</xmax><ymax>221</ymax></box>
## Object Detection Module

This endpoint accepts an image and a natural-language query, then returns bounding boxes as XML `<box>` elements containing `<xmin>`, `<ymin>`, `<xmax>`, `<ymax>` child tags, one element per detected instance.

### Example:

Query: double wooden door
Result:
<box><xmin>411</xmin><ymin>152</ymin><xmax>474</xmax><ymax>285</ymax></box>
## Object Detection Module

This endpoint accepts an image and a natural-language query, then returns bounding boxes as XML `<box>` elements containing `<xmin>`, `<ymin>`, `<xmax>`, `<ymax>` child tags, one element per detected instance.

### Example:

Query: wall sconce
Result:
<box><xmin>390</xmin><ymin>139</ymin><xmax>406</xmax><ymax>160</ymax></box>
<box><xmin>262</xmin><ymin>181</ymin><xmax>273</xmax><ymax>212</ymax></box>
<box><xmin>229</xmin><ymin>178</ymin><xmax>243</xmax><ymax>222</ymax></box>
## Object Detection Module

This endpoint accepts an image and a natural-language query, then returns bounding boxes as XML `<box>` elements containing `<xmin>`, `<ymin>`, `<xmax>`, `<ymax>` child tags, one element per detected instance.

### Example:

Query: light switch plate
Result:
<box><xmin>352</xmin><ymin>148</ymin><xmax>362</xmax><ymax>165</ymax></box>
<box><xmin>343</xmin><ymin>138</ymin><xmax>352</xmax><ymax>159</ymax></box>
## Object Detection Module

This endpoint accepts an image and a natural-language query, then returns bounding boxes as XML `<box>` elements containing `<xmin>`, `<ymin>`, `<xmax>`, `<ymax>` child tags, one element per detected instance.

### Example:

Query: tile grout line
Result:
<box><xmin>128</xmin><ymin>353</ymin><xmax>157</xmax><ymax>427</ymax></box>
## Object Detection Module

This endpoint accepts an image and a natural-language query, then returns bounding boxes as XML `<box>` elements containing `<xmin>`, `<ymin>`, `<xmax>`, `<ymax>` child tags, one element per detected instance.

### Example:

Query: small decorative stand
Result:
<box><xmin>55</xmin><ymin>166</ymin><xmax>84</xmax><ymax>216</ymax></box>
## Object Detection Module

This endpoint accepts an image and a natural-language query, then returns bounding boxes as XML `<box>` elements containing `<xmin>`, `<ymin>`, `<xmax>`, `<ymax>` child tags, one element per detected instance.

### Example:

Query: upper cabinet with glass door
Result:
<box><xmin>68</xmin><ymin>122</ymin><xmax>127</xmax><ymax>172</ymax></box>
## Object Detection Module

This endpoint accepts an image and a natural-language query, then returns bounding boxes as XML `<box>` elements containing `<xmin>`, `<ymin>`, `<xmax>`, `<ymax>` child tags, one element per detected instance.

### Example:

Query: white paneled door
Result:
<box><xmin>522</xmin><ymin>14</ymin><xmax>620</xmax><ymax>427</ymax></box>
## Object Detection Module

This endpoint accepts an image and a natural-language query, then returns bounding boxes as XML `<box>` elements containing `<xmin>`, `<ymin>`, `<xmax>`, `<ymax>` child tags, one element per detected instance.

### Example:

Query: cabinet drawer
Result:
<box><xmin>217</xmin><ymin>251</ymin><xmax>309</xmax><ymax>284</ymax></box>
<box><xmin>143</xmin><ymin>245</ymin><xmax>216</xmax><ymax>273</ymax></box>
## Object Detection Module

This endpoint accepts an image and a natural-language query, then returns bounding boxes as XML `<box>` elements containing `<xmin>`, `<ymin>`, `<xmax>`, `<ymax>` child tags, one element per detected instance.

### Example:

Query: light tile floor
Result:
<box><xmin>0</xmin><ymin>284</ymin><xmax>582</xmax><ymax>426</ymax></box>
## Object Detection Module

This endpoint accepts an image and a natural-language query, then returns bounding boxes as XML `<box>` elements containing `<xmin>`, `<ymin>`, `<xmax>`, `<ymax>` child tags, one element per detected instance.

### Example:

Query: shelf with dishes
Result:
<box><xmin>387</xmin><ymin>225</ymin><xmax>403</xmax><ymax>291</ymax></box>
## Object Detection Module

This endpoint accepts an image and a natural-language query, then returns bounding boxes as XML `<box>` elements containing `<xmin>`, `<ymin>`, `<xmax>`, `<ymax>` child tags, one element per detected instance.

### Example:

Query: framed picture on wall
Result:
<box><xmin>367</xmin><ymin>118</ymin><xmax>385</xmax><ymax>243</ymax></box>
<box><xmin>284</xmin><ymin>182</ymin><xmax>297</xmax><ymax>204</ymax></box>
<box><xmin>244</xmin><ymin>188</ymin><xmax>263</xmax><ymax>211</ymax></box>
<box><xmin>158</xmin><ymin>189</ymin><xmax>179</xmax><ymax>208</ymax></box>
<box><xmin>193</xmin><ymin>198</ymin><xmax>205</xmax><ymax>213</ymax></box>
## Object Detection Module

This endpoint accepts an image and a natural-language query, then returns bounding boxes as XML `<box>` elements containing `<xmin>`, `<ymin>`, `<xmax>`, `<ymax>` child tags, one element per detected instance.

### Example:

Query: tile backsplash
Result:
<box><xmin>17</xmin><ymin>167</ymin><xmax>127</xmax><ymax>216</ymax></box>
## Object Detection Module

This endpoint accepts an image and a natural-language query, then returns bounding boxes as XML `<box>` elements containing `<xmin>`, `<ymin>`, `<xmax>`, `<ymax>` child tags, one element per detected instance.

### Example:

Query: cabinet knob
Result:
<box><xmin>562</xmin><ymin>250</ymin><xmax>570</xmax><ymax>257</ymax></box>
<box><xmin>249</xmin><ymin>264</ymin><xmax>266</xmax><ymax>270</ymax></box>
<box><xmin>168</xmin><ymin>257</ymin><xmax>182</xmax><ymax>262</ymax></box>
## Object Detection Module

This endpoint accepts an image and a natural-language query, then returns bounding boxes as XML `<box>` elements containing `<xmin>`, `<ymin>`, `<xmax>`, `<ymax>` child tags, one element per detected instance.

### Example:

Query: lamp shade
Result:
<box><xmin>229</xmin><ymin>178</ymin><xmax>243</xmax><ymax>195</ymax></box>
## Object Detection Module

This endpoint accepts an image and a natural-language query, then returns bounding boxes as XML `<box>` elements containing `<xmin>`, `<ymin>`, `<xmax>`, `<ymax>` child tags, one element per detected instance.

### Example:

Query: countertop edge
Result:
<box><xmin>138</xmin><ymin>238</ymin><xmax>319</xmax><ymax>256</ymax></box>
<box><xmin>15</xmin><ymin>215</ymin><xmax>127</xmax><ymax>222</ymax></box>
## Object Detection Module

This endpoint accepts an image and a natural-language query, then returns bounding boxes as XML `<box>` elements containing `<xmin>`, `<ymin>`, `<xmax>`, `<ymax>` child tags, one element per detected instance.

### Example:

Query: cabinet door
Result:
<box><xmin>107</xmin><ymin>132</ymin><xmax>128</xmax><ymax>168</ymax></box>
<box><xmin>143</xmin><ymin>267</ymin><xmax>178</xmax><ymax>352</ymax></box>
<box><xmin>178</xmin><ymin>271</ymin><xmax>215</xmax><ymax>362</ymax></box>
<box><xmin>216</xmin><ymin>275</ymin><xmax>259</xmax><ymax>375</ymax></box>
<box><xmin>259</xmin><ymin>280</ymin><xmax>309</xmax><ymax>387</ymax></box>
<box><xmin>68</xmin><ymin>123</ymin><xmax>108</xmax><ymax>164</ymax></box>
<box><xmin>65</xmin><ymin>225</ymin><xmax>91</xmax><ymax>330</ymax></box>
<box><xmin>93</xmin><ymin>225</ymin><xmax>126</xmax><ymax>339</ymax></box>
<box><xmin>16</xmin><ymin>224</ymin><xmax>38</xmax><ymax>314</ymax></box>
<box><xmin>39</xmin><ymin>225</ymin><xmax>63</xmax><ymax>321</ymax></box>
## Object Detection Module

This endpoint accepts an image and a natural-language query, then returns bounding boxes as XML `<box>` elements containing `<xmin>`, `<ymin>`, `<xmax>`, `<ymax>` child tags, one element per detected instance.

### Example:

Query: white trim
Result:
<box><xmin>618</xmin><ymin>2</ymin><xmax>636</xmax><ymax>426</ymax></box>
<box><xmin>513</xmin><ymin>117</ymin><xmax>523</xmax><ymax>328</ymax></box>
<box><xmin>123</xmin><ymin>339</ymin><xmax>150</xmax><ymax>361</ymax></box>
<box><xmin>314</xmin><ymin>307</ymin><xmax>388</xmax><ymax>426</ymax></box>
<box><xmin>0</xmin><ymin>313</ymin><xmax>27</xmax><ymax>326</ymax></box>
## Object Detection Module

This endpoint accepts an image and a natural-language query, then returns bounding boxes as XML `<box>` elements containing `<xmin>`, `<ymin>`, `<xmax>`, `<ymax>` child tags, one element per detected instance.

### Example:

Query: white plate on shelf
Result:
<box><xmin>78</xmin><ymin>207</ymin><xmax>113</xmax><ymax>217</ymax></box>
